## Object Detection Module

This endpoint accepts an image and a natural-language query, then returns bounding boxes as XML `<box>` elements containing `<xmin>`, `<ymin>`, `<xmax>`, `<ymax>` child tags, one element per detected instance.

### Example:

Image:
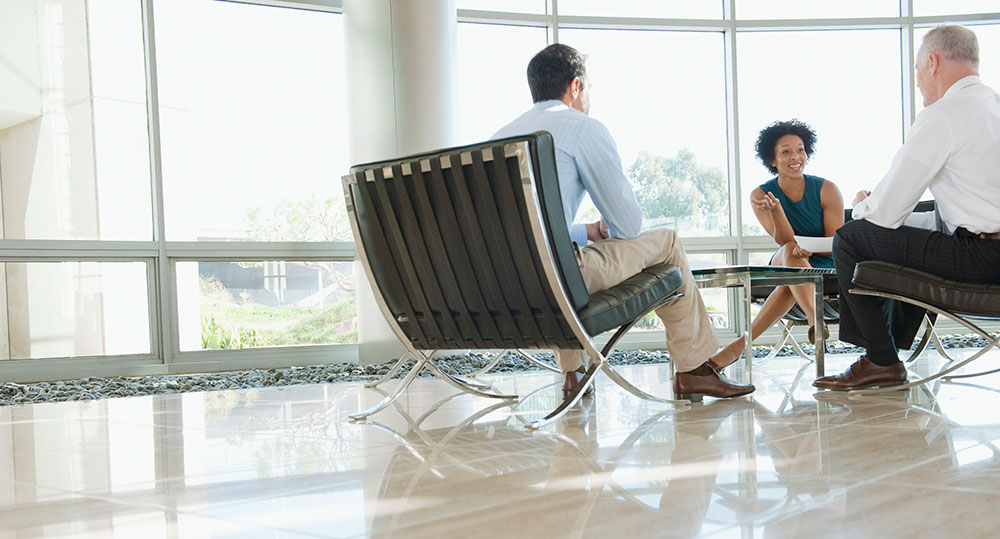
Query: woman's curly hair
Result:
<box><xmin>755</xmin><ymin>119</ymin><xmax>817</xmax><ymax>176</ymax></box>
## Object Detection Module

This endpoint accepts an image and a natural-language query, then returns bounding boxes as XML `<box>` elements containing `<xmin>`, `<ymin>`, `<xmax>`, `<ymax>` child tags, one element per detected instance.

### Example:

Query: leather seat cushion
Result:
<box><xmin>777</xmin><ymin>299</ymin><xmax>840</xmax><ymax>325</ymax></box>
<box><xmin>578</xmin><ymin>263</ymin><xmax>684</xmax><ymax>336</ymax></box>
<box><xmin>852</xmin><ymin>261</ymin><xmax>1000</xmax><ymax>317</ymax></box>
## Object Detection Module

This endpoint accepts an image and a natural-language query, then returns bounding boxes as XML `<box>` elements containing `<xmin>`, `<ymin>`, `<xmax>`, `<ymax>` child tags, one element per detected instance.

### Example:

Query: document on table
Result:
<box><xmin>794</xmin><ymin>235</ymin><xmax>833</xmax><ymax>253</ymax></box>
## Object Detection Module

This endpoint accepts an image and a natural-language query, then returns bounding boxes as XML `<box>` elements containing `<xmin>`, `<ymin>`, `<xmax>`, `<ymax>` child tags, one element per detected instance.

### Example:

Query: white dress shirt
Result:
<box><xmin>853</xmin><ymin>75</ymin><xmax>1000</xmax><ymax>234</ymax></box>
<box><xmin>492</xmin><ymin>100</ymin><xmax>642</xmax><ymax>245</ymax></box>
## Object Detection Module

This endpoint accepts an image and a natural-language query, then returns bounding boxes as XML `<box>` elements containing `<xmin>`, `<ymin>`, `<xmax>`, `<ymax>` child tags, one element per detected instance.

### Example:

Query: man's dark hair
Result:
<box><xmin>755</xmin><ymin>119</ymin><xmax>818</xmax><ymax>175</ymax></box>
<box><xmin>527</xmin><ymin>44</ymin><xmax>587</xmax><ymax>103</ymax></box>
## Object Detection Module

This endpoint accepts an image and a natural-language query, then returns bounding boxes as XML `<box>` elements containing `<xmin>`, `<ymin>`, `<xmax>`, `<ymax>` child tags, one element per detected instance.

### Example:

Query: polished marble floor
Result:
<box><xmin>4</xmin><ymin>348</ymin><xmax>1000</xmax><ymax>538</ymax></box>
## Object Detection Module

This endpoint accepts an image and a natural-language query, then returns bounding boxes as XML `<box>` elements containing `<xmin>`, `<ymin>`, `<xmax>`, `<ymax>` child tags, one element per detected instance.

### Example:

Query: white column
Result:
<box><xmin>0</xmin><ymin>0</ymin><xmax>41</xmax><ymax>130</ymax></box>
<box><xmin>343</xmin><ymin>0</ymin><xmax>457</xmax><ymax>365</ymax></box>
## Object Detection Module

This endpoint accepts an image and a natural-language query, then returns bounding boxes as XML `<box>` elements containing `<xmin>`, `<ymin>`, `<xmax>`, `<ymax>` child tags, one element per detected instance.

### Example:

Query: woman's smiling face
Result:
<box><xmin>771</xmin><ymin>134</ymin><xmax>807</xmax><ymax>179</ymax></box>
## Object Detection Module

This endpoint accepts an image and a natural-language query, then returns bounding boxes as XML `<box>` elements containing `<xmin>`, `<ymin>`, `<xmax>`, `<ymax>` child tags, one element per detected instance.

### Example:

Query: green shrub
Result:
<box><xmin>201</xmin><ymin>315</ymin><xmax>273</xmax><ymax>349</ymax></box>
<box><xmin>200</xmin><ymin>297</ymin><xmax>357</xmax><ymax>349</ymax></box>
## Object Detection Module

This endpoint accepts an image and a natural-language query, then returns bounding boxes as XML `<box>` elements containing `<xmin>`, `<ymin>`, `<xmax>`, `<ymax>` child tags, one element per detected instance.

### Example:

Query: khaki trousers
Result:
<box><xmin>557</xmin><ymin>228</ymin><xmax>718</xmax><ymax>373</ymax></box>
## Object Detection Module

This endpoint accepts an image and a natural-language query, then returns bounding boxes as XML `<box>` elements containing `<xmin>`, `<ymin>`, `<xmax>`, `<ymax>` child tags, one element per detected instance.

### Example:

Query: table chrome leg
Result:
<box><xmin>814</xmin><ymin>276</ymin><xmax>825</xmax><ymax>378</ymax></box>
<box><xmin>743</xmin><ymin>274</ymin><xmax>753</xmax><ymax>383</ymax></box>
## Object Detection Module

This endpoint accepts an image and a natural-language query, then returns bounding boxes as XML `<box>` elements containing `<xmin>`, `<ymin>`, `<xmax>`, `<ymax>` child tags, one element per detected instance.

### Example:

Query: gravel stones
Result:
<box><xmin>0</xmin><ymin>333</ymin><xmax>990</xmax><ymax>407</ymax></box>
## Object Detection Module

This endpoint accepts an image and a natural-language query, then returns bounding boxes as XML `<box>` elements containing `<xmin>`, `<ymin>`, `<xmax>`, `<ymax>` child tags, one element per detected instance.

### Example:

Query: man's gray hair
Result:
<box><xmin>923</xmin><ymin>25</ymin><xmax>979</xmax><ymax>68</ymax></box>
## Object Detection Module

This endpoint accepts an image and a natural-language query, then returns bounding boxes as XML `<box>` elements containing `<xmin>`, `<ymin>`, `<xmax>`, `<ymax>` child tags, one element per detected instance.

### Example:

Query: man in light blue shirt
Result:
<box><xmin>493</xmin><ymin>44</ymin><xmax>753</xmax><ymax>401</ymax></box>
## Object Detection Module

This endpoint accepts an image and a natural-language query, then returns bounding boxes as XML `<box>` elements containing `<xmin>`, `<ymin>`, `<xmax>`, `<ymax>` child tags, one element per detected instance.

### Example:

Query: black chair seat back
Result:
<box><xmin>344</xmin><ymin>132</ymin><xmax>590</xmax><ymax>351</ymax></box>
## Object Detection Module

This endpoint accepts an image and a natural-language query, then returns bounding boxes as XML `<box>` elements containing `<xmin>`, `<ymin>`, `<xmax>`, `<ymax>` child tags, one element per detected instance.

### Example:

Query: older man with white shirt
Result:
<box><xmin>814</xmin><ymin>25</ymin><xmax>1000</xmax><ymax>391</ymax></box>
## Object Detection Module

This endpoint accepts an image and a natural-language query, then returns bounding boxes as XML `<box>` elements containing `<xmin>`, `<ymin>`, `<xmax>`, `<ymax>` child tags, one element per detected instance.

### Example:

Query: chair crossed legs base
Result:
<box><xmin>354</xmin><ymin>348</ymin><xmax>560</xmax><ymax>422</ymax></box>
<box><xmin>356</xmin><ymin>295</ymin><xmax>691</xmax><ymax>429</ymax></box>
<box><xmin>759</xmin><ymin>313</ymin><xmax>949</xmax><ymax>366</ymax></box>
<box><xmin>363</xmin><ymin>348</ymin><xmax>558</xmax><ymax>391</ymax></box>
<box><xmin>526</xmin><ymin>293</ymin><xmax>691</xmax><ymax>430</ymax></box>
<box><xmin>350</xmin><ymin>348</ymin><xmax>518</xmax><ymax>422</ymax></box>
<box><xmin>846</xmin><ymin>289</ymin><xmax>1000</xmax><ymax>396</ymax></box>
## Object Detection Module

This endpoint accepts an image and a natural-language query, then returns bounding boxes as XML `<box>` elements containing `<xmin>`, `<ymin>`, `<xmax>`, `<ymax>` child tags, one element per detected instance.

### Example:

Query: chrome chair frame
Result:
<box><xmin>847</xmin><ymin>290</ymin><xmax>1000</xmax><ymax>396</ymax></box>
<box><xmin>756</xmin><ymin>313</ymin><xmax>946</xmax><ymax>366</ymax></box>
<box><xmin>363</xmin><ymin>348</ymin><xmax>560</xmax><ymax>392</ymax></box>
<box><xmin>344</xmin><ymin>133</ymin><xmax>689</xmax><ymax>429</ymax></box>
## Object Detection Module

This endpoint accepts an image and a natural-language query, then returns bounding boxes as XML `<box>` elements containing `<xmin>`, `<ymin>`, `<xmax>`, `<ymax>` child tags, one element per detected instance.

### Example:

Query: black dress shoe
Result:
<box><xmin>812</xmin><ymin>355</ymin><xmax>907</xmax><ymax>391</ymax></box>
<box><xmin>673</xmin><ymin>363</ymin><xmax>755</xmax><ymax>402</ymax></box>
<box><xmin>562</xmin><ymin>366</ymin><xmax>595</xmax><ymax>398</ymax></box>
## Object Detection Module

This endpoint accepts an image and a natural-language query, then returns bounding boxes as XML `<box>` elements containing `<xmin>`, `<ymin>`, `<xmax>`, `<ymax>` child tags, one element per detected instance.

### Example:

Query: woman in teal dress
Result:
<box><xmin>709</xmin><ymin>120</ymin><xmax>844</xmax><ymax>371</ymax></box>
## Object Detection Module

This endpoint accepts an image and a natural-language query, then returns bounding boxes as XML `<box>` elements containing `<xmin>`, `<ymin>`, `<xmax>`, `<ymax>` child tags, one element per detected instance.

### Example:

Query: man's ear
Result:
<box><xmin>927</xmin><ymin>52</ymin><xmax>940</xmax><ymax>74</ymax></box>
<box><xmin>569</xmin><ymin>76</ymin><xmax>581</xmax><ymax>98</ymax></box>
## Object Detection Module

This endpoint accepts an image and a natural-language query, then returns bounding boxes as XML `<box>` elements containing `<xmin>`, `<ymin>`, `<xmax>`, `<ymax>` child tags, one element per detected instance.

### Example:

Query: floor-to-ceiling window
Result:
<box><xmin>0</xmin><ymin>0</ymin><xmax>354</xmax><ymax>381</ymax></box>
<box><xmin>456</xmin><ymin>0</ymin><xmax>1000</xmax><ymax>343</ymax></box>
<box><xmin>153</xmin><ymin>0</ymin><xmax>354</xmax><ymax>354</ymax></box>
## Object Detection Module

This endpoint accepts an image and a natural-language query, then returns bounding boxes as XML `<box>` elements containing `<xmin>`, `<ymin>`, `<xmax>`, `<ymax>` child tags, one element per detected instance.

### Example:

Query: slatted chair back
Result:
<box><xmin>343</xmin><ymin>132</ymin><xmax>589</xmax><ymax>353</ymax></box>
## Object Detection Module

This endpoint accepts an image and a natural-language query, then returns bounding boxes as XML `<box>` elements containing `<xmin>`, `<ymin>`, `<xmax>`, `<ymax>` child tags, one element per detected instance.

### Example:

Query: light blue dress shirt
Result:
<box><xmin>492</xmin><ymin>100</ymin><xmax>642</xmax><ymax>245</ymax></box>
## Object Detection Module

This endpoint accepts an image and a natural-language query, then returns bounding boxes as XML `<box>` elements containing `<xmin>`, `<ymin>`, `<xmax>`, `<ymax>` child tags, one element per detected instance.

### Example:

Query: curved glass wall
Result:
<box><xmin>1</xmin><ymin>0</ymin><xmax>999</xmax><ymax>375</ymax></box>
<box><xmin>457</xmin><ymin>1</ymin><xmax>1000</xmax><ymax>330</ymax></box>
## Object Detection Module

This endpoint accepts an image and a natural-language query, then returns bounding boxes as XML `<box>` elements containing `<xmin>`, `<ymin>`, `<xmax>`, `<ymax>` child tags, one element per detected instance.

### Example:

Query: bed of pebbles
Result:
<box><xmin>0</xmin><ymin>333</ymin><xmax>993</xmax><ymax>407</ymax></box>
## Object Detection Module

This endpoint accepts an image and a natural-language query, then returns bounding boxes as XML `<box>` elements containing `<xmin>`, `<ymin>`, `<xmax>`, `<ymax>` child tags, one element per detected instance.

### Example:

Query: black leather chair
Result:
<box><xmin>748</xmin><ymin>200</ymin><xmax>944</xmax><ymax>364</ymax></box>
<box><xmin>846</xmin><ymin>261</ymin><xmax>1000</xmax><ymax>395</ymax></box>
<box><xmin>344</xmin><ymin>132</ymin><xmax>687</xmax><ymax>428</ymax></box>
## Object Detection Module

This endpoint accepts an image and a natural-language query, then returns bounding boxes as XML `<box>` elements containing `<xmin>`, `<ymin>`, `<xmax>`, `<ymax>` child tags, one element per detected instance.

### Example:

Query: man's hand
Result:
<box><xmin>853</xmin><ymin>190</ymin><xmax>872</xmax><ymax>206</ymax></box>
<box><xmin>751</xmin><ymin>191</ymin><xmax>781</xmax><ymax>212</ymax></box>
<box><xmin>586</xmin><ymin>218</ymin><xmax>609</xmax><ymax>243</ymax></box>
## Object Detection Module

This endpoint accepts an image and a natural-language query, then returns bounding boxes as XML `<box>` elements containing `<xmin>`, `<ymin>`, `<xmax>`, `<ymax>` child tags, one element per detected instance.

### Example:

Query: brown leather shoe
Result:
<box><xmin>673</xmin><ymin>363</ymin><xmax>755</xmax><ymax>402</ymax></box>
<box><xmin>706</xmin><ymin>358</ymin><xmax>724</xmax><ymax>373</ymax></box>
<box><xmin>562</xmin><ymin>367</ymin><xmax>595</xmax><ymax>398</ymax></box>
<box><xmin>812</xmin><ymin>355</ymin><xmax>907</xmax><ymax>391</ymax></box>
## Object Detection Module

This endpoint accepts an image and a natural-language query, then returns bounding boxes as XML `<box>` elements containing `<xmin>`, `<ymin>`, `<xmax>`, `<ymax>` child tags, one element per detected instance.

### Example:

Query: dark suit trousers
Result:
<box><xmin>833</xmin><ymin>219</ymin><xmax>1000</xmax><ymax>365</ymax></box>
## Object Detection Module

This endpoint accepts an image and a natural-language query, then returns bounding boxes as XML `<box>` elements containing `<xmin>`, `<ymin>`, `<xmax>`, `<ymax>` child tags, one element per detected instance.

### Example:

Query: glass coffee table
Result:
<box><xmin>692</xmin><ymin>265</ymin><xmax>837</xmax><ymax>382</ymax></box>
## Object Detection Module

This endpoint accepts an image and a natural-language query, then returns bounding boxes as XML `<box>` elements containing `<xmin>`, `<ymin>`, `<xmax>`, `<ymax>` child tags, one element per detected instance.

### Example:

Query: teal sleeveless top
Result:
<box><xmin>759</xmin><ymin>174</ymin><xmax>834</xmax><ymax>269</ymax></box>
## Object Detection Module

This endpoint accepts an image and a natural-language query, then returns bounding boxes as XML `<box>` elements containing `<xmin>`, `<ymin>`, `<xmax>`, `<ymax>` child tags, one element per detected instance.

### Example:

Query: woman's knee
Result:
<box><xmin>771</xmin><ymin>242</ymin><xmax>796</xmax><ymax>266</ymax></box>
<box><xmin>775</xmin><ymin>241</ymin><xmax>812</xmax><ymax>267</ymax></box>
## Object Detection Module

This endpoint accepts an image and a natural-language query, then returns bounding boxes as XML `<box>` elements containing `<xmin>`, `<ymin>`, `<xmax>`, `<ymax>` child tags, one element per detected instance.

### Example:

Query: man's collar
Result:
<box><xmin>943</xmin><ymin>75</ymin><xmax>982</xmax><ymax>98</ymax></box>
<box><xmin>533</xmin><ymin>99</ymin><xmax>570</xmax><ymax>111</ymax></box>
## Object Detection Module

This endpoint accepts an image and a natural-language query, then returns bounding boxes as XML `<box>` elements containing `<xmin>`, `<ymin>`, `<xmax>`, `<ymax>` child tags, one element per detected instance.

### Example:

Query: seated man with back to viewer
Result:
<box><xmin>814</xmin><ymin>25</ymin><xmax>1000</xmax><ymax>391</ymax></box>
<box><xmin>492</xmin><ymin>43</ymin><xmax>754</xmax><ymax>401</ymax></box>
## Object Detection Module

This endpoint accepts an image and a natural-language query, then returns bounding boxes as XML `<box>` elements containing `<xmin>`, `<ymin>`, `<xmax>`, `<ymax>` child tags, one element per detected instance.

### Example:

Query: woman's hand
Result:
<box><xmin>853</xmin><ymin>190</ymin><xmax>872</xmax><ymax>206</ymax></box>
<box><xmin>751</xmin><ymin>191</ymin><xmax>781</xmax><ymax>212</ymax></box>
<box><xmin>791</xmin><ymin>243</ymin><xmax>812</xmax><ymax>259</ymax></box>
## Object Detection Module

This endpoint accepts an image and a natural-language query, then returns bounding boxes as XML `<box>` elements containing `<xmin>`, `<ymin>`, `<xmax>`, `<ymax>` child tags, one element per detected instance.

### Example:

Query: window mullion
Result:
<box><xmin>141</xmin><ymin>0</ymin><xmax>174</xmax><ymax>366</ymax></box>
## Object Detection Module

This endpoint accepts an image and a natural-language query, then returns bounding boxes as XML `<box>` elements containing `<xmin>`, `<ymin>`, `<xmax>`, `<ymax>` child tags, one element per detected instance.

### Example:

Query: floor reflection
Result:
<box><xmin>1</xmin><ymin>351</ymin><xmax>1000</xmax><ymax>537</ymax></box>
